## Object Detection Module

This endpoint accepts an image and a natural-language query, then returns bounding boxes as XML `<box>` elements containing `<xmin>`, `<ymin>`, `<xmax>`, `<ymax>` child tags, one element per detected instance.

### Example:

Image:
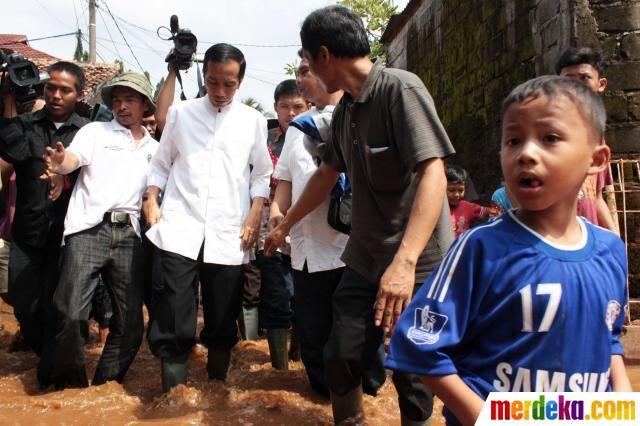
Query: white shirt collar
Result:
<box><xmin>203</xmin><ymin>97</ymin><xmax>236</xmax><ymax>114</ymax></box>
<box><xmin>109</xmin><ymin>118</ymin><xmax>152</xmax><ymax>143</ymax></box>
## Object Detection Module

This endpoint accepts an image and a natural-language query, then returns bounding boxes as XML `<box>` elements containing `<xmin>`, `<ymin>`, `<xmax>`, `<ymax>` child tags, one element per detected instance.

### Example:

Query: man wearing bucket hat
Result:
<box><xmin>41</xmin><ymin>72</ymin><xmax>159</xmax><ymax>389</ymax></box>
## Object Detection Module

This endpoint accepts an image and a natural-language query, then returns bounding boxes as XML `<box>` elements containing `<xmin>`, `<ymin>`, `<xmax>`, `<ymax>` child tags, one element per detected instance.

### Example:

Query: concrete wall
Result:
<box><xmin>384</xmin><ymin>0</ymin><xmax>640</xmax><ymax>192</ymax></box>
<box><xmin>384</xmin><ymin>0</ymin><xmax>640</xmax><ymax>302</ymax></box>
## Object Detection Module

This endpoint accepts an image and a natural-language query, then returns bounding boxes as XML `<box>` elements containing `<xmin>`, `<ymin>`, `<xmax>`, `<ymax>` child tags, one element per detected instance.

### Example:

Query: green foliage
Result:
<box><xmin>153</xmin><ymin>76</ymin><xmax>165</xmax><ymax>102</ymax></box>
<box><xmin>73</xmin><ymin>30</ymin><xmax>85</xmax><ymax>62</ymax></box>
<box><xmin>144</xmin><ymin>71</ymin><xmax>151</xmax><ymax>82</ymax></box>
<box><xmin>114</xmin><ymin>59</ymin><xmax>124</xmax><ymax>74</ymax></box>
<box><xmin>337</xmin><ymin>0</ymin><xmax>398</xmax><ymax>61</ymax></box>
<box><xmin>284</xmin><ymin>60</ymin><xmax>300</xmax><ymax>77</ymax></box>
<box><xmin>242</xmin><ymin>97</ymin><xmax>275</xmax><ymax>119</ymax></box>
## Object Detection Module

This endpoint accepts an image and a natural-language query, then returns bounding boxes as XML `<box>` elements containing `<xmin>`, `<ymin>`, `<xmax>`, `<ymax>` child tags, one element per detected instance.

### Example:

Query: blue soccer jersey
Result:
<box><xmin>386</xmin><ymin>211</ymin><xmax>627</xmax><ymax>422</ymax></box>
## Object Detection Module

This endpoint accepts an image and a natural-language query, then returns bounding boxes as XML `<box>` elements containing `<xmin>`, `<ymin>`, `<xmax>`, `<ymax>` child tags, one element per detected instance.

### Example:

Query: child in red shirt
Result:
<box><xmin>446</xmin><ymin>165</ymin><xmax>489</xmax><ymax>237</ymax></box>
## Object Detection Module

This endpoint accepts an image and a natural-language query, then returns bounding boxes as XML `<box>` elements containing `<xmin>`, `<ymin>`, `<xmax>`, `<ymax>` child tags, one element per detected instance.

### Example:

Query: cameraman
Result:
<box><xmin>0</xmin><ymin>61</ymin><xmax>88</xmax><ymax>389</ymax></box>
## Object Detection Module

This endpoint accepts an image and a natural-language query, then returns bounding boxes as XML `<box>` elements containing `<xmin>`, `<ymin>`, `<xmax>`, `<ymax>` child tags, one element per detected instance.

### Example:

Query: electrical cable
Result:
<box><xmin>99</xmin><ymin>0</ymin><xmax>145</xmax><ymax>72</ymax></box>
<box><xmin>0</xmin><ymin>32</ymin><xmax>78</xmax><ymax>46</ymax></box>
<box><xmin>97</xmin><ymin>6</ymin><xmax>123</xmax><ymax>61</ymax></box>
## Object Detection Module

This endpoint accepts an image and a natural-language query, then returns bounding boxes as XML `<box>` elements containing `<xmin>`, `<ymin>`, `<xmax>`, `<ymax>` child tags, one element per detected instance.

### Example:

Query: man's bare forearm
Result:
<box><xmin>271</xmin><ymin>180</ymin><xmax>292</xmax><ymax>218</ymax></box>
<box><xmin>279</xmin><ymin>163</ymin><xmax>339</xmax><ymax>231</ymax></box>
<box><xmin>155</xmin><ymin>69</ymin><xmax>176</xmax><ymax>132</ymax></box>
<box><xmin>55</xmin><ymin>152</ymin><xmax>80</xmax><ymax>175</ymax></box>
<box><xmin>394</xmin><ymin>158</ymin><xmax>447</xmax><ymax>266</ymax></box>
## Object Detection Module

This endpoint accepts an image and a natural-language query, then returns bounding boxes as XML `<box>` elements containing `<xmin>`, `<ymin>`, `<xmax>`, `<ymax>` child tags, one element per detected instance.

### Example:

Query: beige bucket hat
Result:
<box><xmin>101</xmin><ymin>72</ymin><xmax>156</xmax><ymax>117</ymax></box>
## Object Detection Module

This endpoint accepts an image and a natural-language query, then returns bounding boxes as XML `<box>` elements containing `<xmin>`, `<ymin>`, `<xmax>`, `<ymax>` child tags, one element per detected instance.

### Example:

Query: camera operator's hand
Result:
<box><xmin>1</xmin><ymin>75</ymin><xmax>17</xmax><ymax>118</ymax></box>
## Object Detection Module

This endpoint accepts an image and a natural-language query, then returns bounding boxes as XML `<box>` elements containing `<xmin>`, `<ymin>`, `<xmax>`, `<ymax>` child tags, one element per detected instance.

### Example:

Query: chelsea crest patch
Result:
<box><xmin>605</xmin><ymin>300</ymin><xmax>622</xmax><ymax>331</ymax></box>
<box><xmin>407</xmin><ymin>305</ymin><xmax>448</xmax><ymax>345</ymax></box>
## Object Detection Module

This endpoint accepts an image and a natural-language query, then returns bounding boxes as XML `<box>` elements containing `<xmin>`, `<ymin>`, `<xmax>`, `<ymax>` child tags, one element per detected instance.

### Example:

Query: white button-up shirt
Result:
<box><xmin>274</xmin><ymin>106</ymin><xmax>348</xmax><ymax>272</ymax></box>
<box><xmin>64</xmin><ymin>119</ymin><xmax>158</xmax><ymax>238</ymax></box>
<box><xmin>146</xmin><ymin>97</ymin><xmax>272</xmax><ymax>264</ymax></box>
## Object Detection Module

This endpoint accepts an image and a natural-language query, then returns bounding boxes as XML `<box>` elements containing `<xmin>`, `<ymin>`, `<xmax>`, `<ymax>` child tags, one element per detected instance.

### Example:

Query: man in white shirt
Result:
<box><xmin>41</xmin><ymin>72</ymin><xmax>158</xmax><ymax>389</ymax></box>
<box><xmin>269</xmin><ymin>56</ymin><xmax>386</xmax><ymax>397</ymax></box>
<box><xmin>142</xmin><ymin>43</ymin><xmax>272</xmax><ymax>392</ymax></box>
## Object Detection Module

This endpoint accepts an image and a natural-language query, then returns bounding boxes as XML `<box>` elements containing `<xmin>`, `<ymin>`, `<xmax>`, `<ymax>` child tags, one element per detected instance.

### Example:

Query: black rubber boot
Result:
<box><xmin>161</xmin><ymin>353</ymin><xmax>189</xmax><ymax>393</ymax></box>
<box><xmin>330</xmin><ymin>386</ymin><xmax>365</xmax><ymax>425</ymax></box>
<box><xmin>207</xmin><ymin>347</ymin><xmax>232</xmax><ymax>381</ymax></box>
<box><xmin>267</xmin><ymin>328</ymin><xmax>289</xmax><ymax>370</ymax></box>
<box><xmin>401</xmin><ymin>415</ymin><xmax>432</xmax><ymax>426</ymax></box>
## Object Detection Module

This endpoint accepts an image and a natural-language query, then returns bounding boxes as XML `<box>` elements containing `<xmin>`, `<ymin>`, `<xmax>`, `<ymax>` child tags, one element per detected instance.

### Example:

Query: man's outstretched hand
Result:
<box><xmin>40</xmin><ymin>141</ymin><xmax>66</xmax><ymax>179</ymax></box>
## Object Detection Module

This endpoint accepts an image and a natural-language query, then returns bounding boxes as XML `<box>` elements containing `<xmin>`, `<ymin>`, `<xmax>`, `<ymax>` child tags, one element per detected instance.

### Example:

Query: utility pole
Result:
<box><xmin>89</xmin><ymin>0</ymin><xmax>96</xmax><ymax>62</ymax></box>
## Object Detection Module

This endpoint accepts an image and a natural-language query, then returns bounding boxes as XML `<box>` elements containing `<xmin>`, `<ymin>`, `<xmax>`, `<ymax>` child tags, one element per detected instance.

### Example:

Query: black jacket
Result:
<box><xmin>0</xmin><ymin>108</ymin><xmax>88</xmax><ymax>247</ymax></box>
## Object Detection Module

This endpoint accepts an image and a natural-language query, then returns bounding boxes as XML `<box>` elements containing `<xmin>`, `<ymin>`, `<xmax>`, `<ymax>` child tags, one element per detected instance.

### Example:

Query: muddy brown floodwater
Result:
<box><xmin>0</xmin><ymin>303</ymin><xmax>637</xmax><ymax>425</ymax></box>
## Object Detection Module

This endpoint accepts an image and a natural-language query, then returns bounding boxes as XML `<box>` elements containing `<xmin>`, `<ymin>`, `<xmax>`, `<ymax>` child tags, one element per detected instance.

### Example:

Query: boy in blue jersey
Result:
<box><xmin>386</xmin><ymin>75</ymin><xmax>632</xmax><ymax>425</ymax></box>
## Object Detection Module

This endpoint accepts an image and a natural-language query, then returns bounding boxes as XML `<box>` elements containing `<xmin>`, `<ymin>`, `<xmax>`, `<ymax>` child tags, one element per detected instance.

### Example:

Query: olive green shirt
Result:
<box><xmin>322</xmin><ymin>61</ymin><xmax>455</xmax><ymax>284</ymax></box>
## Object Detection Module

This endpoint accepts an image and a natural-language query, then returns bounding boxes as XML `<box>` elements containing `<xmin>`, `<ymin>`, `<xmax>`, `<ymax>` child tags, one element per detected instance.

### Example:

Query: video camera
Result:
<box><xmin>164</xmin><ymin>15</ymin><xmax>197</xmax><ymax>71</ymax></box>
<box><xmin>0</xmin><ymin>49</ymin><xmax>49</xmax><ymax>110</ymax></box>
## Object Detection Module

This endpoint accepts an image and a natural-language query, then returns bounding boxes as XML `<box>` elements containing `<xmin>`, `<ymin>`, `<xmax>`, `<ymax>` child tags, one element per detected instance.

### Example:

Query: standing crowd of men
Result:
<box><xmin>0</xmin><ymin>4</ymin><xmax>629</xmax><ymax>426</ymax></box>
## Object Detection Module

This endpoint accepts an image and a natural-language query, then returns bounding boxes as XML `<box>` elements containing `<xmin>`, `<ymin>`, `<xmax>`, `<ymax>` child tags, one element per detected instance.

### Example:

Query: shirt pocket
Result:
<box><xmin>363</xmin><ymin>144</ymin><xmax>410</xmax><ymax>192</ymax></box>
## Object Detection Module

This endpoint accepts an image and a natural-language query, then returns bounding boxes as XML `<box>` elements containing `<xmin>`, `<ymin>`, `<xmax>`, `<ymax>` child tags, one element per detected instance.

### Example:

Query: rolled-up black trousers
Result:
<box><xmin>324</xmin><ymin>267</ymin><xmax>433</xmax><ymax>422</ymax></box>
<box><xmin>147</xmin><ymin>245</ymin><xmax>244</xmax><ymax>359</ymax></box>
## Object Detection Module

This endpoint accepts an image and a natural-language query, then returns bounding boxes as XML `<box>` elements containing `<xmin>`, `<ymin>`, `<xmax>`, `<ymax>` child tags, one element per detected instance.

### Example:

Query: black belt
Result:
<box><xmin>103</xmin><ymin>211</ymin><xmax>130</xmax><ymax>226</ymax></box>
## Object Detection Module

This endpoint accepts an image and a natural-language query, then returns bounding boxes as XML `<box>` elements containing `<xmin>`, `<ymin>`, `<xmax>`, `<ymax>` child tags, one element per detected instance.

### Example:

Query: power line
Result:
<box><xmin>201</xmin><ymin>41</ymin><xmax>301</xmax><ymax>48</ymax></box>
<box><xmin>99</xmin><ymin>0</ymin><xmax>144</xmax><ymax>72</ymax></box>
<box><xmin>245</xmin><ymin>74</ymin><xmax>278</xmax><ymax>86</ymax></box>
<box><xmin>80</xmin><ymin>33</ymin><xmax>106</xmax><ymax>61</ymax></box>
<box><xmin>71</xmin><ymin>0</ymin><xmax>80</xmax><ymax>30</ymax></box>
<box><xmin>0</xmin><ymin>32</ymin><xmax>78</xmax><ymax>46</ymax></box>
<box><xmin>97</xmin><ymin>6</ymin><xmax>123</xmax><ymax>61</ymax></box>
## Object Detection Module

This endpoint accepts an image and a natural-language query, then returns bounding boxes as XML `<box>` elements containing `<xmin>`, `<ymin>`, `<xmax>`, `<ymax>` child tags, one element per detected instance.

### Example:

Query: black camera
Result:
<box><xmin>165</xmin><ymin>15</ymin><xmax>197</xmax><ymax>71</ymax></box>
<box><xmin>0</xmin><ymin>49</ymin><xmax>49</xmax><ymax>110</ymax></box>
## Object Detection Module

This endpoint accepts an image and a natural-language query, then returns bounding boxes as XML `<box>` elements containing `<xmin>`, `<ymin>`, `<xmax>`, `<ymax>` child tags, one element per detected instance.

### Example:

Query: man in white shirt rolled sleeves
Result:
<box><xmin>41</xmin><ymin>72</ymin><xmax>158</xmax><ymax>389</ymax></box>
<box><xmin>142</xmin><ymin>43</ymin><xmax>273</xmax><ymax>393</ymax></box>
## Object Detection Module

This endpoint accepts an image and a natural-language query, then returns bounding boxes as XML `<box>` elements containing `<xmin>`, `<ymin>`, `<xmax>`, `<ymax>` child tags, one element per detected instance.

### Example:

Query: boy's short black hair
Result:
<box><xmin>554</xmin><ymin>47</ymin><xmax>604</xmax><ymax>76</ymax></box>
<box><xmin>274</xmin><ymin>79</ymin><xmax>301</xmax><ymax>102</ymax></box>
<box><xmin>47</xmin><ymin>61</ymin><xmax>86</xmax><ymax>93</ymax></box>
<box><xmin>445</xmin><ymin>165</ymin><xmax>468</xmax><ymax>184</ymax></box>
<box><xmin>300</xmin><ymin>5</ymin><xmax>370</xmax><ymax>60</ymax></box>
<box><xmin>502</xmin><ymin>75</ymin><xmax>607</xmax><ymax>141</ymax></box>
<box><xmin>203</xmin><ymin>43</ymin><xmax>246</xmax><ymax>79</ymax></box>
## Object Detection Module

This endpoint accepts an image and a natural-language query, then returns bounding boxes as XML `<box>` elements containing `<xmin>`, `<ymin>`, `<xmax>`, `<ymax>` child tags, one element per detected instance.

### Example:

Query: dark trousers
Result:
<box><xmin>8</xmin><ymin>236</ymin><xmax>62</xmax><ymax>384</ymax></box>
<box><xmin>324</xmin><ymin>267</ymin><xmax>433</xmax><ymax>421</ymax></box>
<box><xmin>242</xmin><ymin>259</ymin><xmax>261</xmax><ymax>309</ymax></box>
<box><xmin>90</xmin><ymin>277</ymin><xmax>113</xmax><ymax>329</ymax></box>
<box><xmin>256</xmin><ymin>251</ymin><xmax>293</xmax><ymax>329</ymax></box>
<box><xmin>147</xmin><ymin>246</ymin><xmax>244</xmax><ymax>359</ymax></box>
<box><xmin>293</xmin><ymin>265</ymin><xmax>386</xmax><ymax>397</ymax></box>
<box><xmin>52</xmin><ymin>221</ymin><xmax>144</xmax><ymax>388</ymax></box>
<box><xmin>141</xmin><ymin>222</ymin><xmax>163</xmax><ymax>310</ymax></box>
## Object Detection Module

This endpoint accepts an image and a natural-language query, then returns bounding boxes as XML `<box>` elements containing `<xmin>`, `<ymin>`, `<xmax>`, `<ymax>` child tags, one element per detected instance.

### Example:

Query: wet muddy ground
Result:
<box><xmin>0</xmin><ymin>304</ymin><xmax>442</xmax><ymax>425</ymax></box>
<box><xmin>0</xmin><ymin>304</ymin><xmax>637</xmax><ymax>425</ymax></box>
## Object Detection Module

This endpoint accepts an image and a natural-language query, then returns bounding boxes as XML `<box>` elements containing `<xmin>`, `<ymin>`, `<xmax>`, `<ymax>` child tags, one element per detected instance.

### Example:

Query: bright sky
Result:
<box><xmin>3</xmin><ymin>0</ymin><xmax>410</xmax><ymax>114</ymax></box>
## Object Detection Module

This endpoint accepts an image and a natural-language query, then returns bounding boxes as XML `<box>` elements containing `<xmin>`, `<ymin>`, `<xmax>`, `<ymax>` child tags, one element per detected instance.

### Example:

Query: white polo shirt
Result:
<box><xmin>64</xmin><ymin>119</ymin><xmax>158</xmax><ymax>238</ymax></box>
<box><xmin>273</xmin><ymin>106</ymin><xmax>348</xmax><ymax>273</ymax></box>
<box><xmin>146</xmin><ymin>97</ymin><xmax>272</xmax><ymax>265</ymax></box>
